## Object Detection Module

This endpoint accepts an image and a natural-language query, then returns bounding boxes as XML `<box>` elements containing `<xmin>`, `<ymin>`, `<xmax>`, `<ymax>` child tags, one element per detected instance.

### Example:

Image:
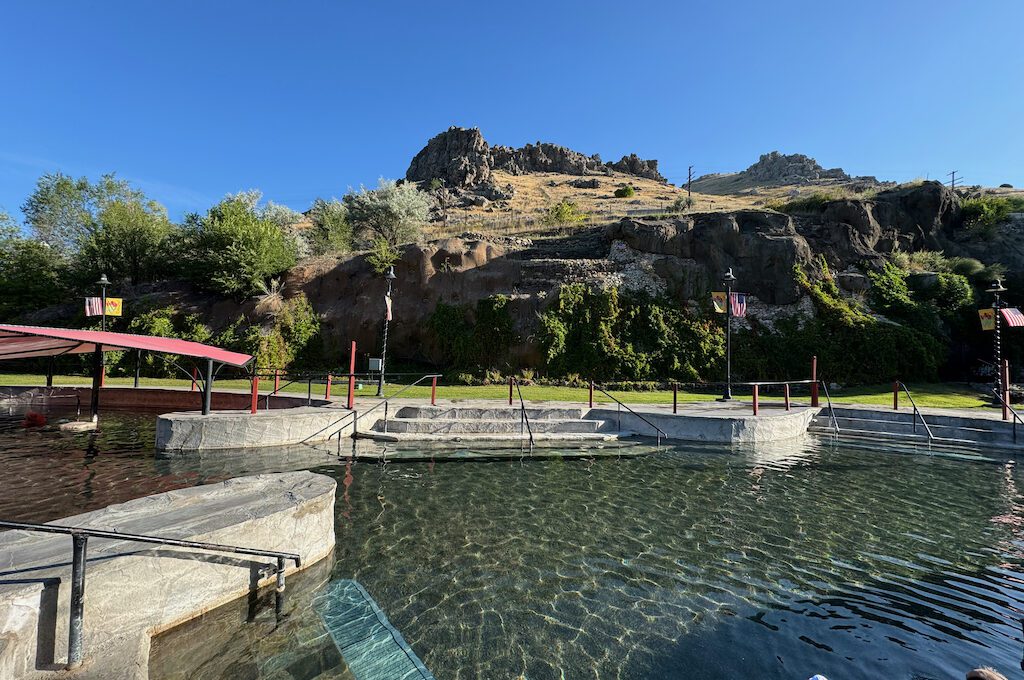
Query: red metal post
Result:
<box><xmin>509</xmin><ymin>377</ymin><xmax>513</xmax><ymax>406</ymax></box>
<box><xmin>347</xmin><ymin>341</ymin><xmax>356</xmax><ymax>410</ymax></box>
<box><xmin>752</xmin><ymin>385</ymin><xmax>759</xmax><ymax>416</ymax></box>
<box><xmin>324</xmin><ymin>373</ymin><xmax>332</xmax><ymax>400</ymax></box>
<box><xmin>191</xmin><ymin>367</ymin><xmax>198</xmax><ymax>392</ymax></box>
<box><xmin>673</xmin><ymin>383</ymin><xmax>678</xmax><ymax>414</ymax></box>
<box><xmin>431</xmin><ymin>376</ymin><xmax>437</xmax><ymax>406</ymax></box>
<box><xmin>784</xmin><ymin>383</ymin><xmax>791</xmax><ymax>411</ymax></box>
<box><xmin>810</xmin><ymin>355</ymin><xmax>819</xmax><ymax>407</ymax></box>
<box><xmin>100</xmin><ymin>365</ymin><xmax>106</xmax><ymax>388</ymax></box>
<box><xmin>250</xmin><ymin>377</ymin><xmax>259</xmax><ymax>414</ymax></box>
<box><xmin>589</xmin><ymin>380</ymin><xmax>594</xmax><ymax>409</ymax></box>
<box><xmin>1003</xmin><ymin>359</ymin><xmax>1010</xmax><ymax>421</ymax></box>
<box><xmin>274</xmin><ymin>369</ymin><xmax>280</xmax><ymax>393</ymax></box>
<box><xmin>893</xmin><ymin>381</ymin><xmax>899</xmax><ymax>410</ymax></box>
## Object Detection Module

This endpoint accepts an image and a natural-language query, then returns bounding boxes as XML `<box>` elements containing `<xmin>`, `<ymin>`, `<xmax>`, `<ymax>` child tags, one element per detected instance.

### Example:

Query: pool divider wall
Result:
<box><xmin>0</xmin><ymin>471</ymin><xmax>337</xmax><ymax>679</ymax></box>
<box><xmin>584</xmin><ymin>406</ymin><xmax>820</xmax><ymax>443</ymax></box>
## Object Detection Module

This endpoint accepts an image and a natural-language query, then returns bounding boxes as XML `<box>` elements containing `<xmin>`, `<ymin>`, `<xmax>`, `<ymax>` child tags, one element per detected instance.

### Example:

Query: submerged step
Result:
<box><xmin>314</xmin><ymin>579</ymin><xmax>435</xmax><ymax>680</ymax></box>
<box><xmin>378</xmin><ymin>418</ymin><xmax>602</xmax><ymax>434</ymax></box>
<box><xmin>395</xmin><ymin>405</ymin><xmax>585</xmax><ymax>420</ymax></box>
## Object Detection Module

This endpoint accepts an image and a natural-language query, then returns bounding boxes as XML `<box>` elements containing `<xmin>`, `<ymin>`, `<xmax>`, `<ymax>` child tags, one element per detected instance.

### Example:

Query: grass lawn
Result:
<box><xmin>0</xmin><ymin>373</ymin><xmax>993</xmax><ymax>410</ymax></box>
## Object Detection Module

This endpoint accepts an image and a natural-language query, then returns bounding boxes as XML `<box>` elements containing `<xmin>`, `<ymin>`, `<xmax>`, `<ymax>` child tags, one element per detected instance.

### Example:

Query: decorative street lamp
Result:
<box><xmin>988</xmin><ymin>278</ymin><xmax>1008</xmax><ymax>399</ymax></box>
<box><xmin>720</xmin><ymin>268</ymin><xmax>736</xmax><ymax>401</ymax></box>
<box><xmin>96</xmin><ymin>274</ymin><xmax>110</xmax><ymax>332</ymax></box>
<box><xmin>376</xmin><ymin>265</ymin><xmax>397</xmax><ymax>397</ymax></box>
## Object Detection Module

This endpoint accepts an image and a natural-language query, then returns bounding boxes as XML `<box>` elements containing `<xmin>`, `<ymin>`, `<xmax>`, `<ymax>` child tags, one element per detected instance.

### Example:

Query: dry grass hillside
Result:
<box><xmin>420</xmin><ymin>170</ymin><xmax>762</xmax><ymax>239</ymax></box>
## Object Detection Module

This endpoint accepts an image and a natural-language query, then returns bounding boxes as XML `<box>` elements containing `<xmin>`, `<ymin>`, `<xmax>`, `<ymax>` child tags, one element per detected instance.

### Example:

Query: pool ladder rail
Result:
<box><xmin>0</xmin><ymin>519</ymin><xmax>300</xmax><ymax>671</ymax></box>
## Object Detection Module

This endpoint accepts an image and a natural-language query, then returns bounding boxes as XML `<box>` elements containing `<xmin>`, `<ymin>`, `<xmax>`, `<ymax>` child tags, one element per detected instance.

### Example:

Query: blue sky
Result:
<box><xmin>1</xmin><ymin>0</ymin><xmax>1022</xmax><ymax>221</ymax></box>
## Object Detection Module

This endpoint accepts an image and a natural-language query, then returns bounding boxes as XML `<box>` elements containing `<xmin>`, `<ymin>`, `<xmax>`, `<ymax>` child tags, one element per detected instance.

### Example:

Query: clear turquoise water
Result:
<box><xmin>4</xmin><ymin>410</ymin><xmax>1024</xmax><ymax>679</ymax></box>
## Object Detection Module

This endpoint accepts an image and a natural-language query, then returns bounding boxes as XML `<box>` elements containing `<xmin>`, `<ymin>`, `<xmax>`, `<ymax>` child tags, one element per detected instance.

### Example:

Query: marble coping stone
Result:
<box><xmin>0</xmin><ymin>471</ymin><xmax>336</xmax><ymax>679</ymax></box>
<box><xmin>157</xmin><ymin>407</ymin><xmax>355</xmax><ymax>451</ymax></box>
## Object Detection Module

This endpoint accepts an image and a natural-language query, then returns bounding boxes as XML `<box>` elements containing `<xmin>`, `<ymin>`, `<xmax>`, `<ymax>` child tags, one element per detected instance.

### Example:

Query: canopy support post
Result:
<box><xmin>46</xmin><ymin>357</ymin><xmax>54</xmax><ymax>388</ymax></box>
<box><xmin>90</xmin><ymin>345</ymin><xmax>102</xmax><ymax>422</ymax></box>
<box><xmin>202</xmin><ymin>358</ymin><xmax>214</xmax><ymax>415</ymax></box>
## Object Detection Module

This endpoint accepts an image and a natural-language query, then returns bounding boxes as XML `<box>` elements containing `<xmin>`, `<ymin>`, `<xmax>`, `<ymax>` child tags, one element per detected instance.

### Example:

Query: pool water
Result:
<box><xmin>4</xmin><ymin>411</ymin><xmax>1024</xmax><ymax>679</ymax></box>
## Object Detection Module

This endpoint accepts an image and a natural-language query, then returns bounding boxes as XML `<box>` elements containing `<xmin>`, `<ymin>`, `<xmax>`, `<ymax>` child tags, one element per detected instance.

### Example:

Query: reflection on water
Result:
<box><xmin>3</xmin><ymin>412</ymin><xmax>1024</xmax><ymax>678</ymax></box>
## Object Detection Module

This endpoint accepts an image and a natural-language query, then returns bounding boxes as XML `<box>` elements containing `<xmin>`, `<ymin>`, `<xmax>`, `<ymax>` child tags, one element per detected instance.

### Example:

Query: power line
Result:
<box><xmin>948</xmin><ymin>170</ymin><xmax>959</xmax><ymax>191</ymax></box>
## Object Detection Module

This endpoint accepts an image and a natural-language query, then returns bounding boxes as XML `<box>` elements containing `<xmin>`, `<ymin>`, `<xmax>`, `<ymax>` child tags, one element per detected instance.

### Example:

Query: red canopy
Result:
<box><xmin>0</xmin><ymin>325</ymin><xmax>253</xmax><ymax>367</ymax></box>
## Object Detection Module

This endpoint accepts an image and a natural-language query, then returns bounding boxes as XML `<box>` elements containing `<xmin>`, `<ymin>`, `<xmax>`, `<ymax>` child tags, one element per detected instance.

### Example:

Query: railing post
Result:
<box><xmin>1003</xmin><ymin>360</ymin><xmax>1010</xmax><ymax>421</ymax></box>
<box><xmin>672</xmin><ymin>383</ymin><xmax>678</xmax><ymax>414</ymax></box>
<box><xmin>202</xmin><ymin>358</ymin><xmax>214</xmax><ymax>416</ymax></box>
<box><xmin>752</xmin><ymin>385</ymin><xmax>759</xmax><ymax>416</ymax></box>
<box><xmin>784</xmin><ymin>383</ymin><xmax>791</xmax><ymax>411</ymax></box>
<box><xmin>134</xmin><ymin>349</ymin><xmax>141</xmax><ymax>388</ymax></box>
<box><xmin>250</xmin><ymin>376</ymin><xmax>259</xmax><ymax>414</ymax></box>
<box><xmin>589</xmin><ymin>380</ymin><xmax>594</xmax><ymax>409</ymax></box>
<box><xmin>307</xmin><ymin>379</ymin><xmax>312</xmax><ymax>406</ymax></box>
<box><xmin>324</xmin><ymin>373</ymin><xmax>332</xmax><ymax>400</ymax></box>
<box><xmin>274</xmin><ymin>369</ymin><xmax>281</xmax><ymax>393</ymax></box>
<box><xmin>893</xmin><ymin>381</ymin><xmax>899</xmax><ymax>410</ymax></box>
<box><xmin>191</xmin><ymin>366</ymin><xmax>198</xmax><ymax>392</ymax></box>
<box><xmin>431</xmin><ymin>376</ymin><xmax>437</xmax><ymax>406</ymax></box>
<box><xmin>67</xmin><ymin>533</ymin><xmax>88</xmax><ymax>669</ymax></box>
<box><xmin>47</xmin><ymin>357</ymin><xmax>54</xmax><ymax>388</ymax></box>
<box><xmin>347</xmin><ymin>341</ymin><xmax>356</xmax><ymax>410</ymax></box>
<box><xmin>509</xmin><ymin>377</ymin><xmax>513</xmax><ymax>406</ymax></box>
<box><xmin>810</xmin><ymin>355</ymin><xmax>819</xmax><ymax>407</ymax></box>
<box><xmin>100</xmin><ymin>364</ymin><xmax>105</xmax><ymax>388</ymax></box>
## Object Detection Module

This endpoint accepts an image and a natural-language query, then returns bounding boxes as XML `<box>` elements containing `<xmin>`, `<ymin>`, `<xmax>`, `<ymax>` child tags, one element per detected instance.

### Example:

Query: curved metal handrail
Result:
<box><xmin>991</xmin><ymin>387</ymin><xmax>1024</xmax><ymax>443</ymax></box>
<box><xmin>817</xmin><ymin>380</ymin><xmax>841</xmax><ymax>435</ymax></box>
<box><xmin>360</xmin><ymin>374</ymin><xmax>443</xmax><ymax>433</ymax></box>
<box><xmin>895</xmin><ymin>381</ymin><xmax>934</xmax><ymax>441</ymax></box>
<box><xmin>510</xmin><ymin>378</ymin><xmax>535</xmax><ymax>448</ymax></box>
<box><xmin>591</xmin><ymin>383</ymin><xmax>667</xmax><ymax>446</ymax></box>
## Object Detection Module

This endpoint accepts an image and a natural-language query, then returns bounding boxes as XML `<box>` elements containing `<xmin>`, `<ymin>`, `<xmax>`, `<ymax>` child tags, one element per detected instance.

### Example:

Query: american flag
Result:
<box><xmin>384</xmin><ymin>292</ymin><xmax>393</xmax><ymax>321</ymax></box>
<box><xmin>84</xmin><ymin>297</ymin><xmax>104</xmax><ymax>316</ymax></box>
<box><xmin>730</xmin><ymin>292</ymin><xmax>747</xmax><ymax>318</ymax></box>
<box><xmin>1001</xmin><ymin>307</ymin><xmax>1024</xmax><ymax>327</ymax></box>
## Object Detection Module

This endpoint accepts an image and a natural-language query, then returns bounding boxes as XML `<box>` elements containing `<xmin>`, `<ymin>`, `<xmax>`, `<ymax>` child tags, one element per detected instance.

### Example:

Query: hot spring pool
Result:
<box><xmin>3</xmin><ymin>411</ymin><xmax>1024</xmax><ymax>679</ymax></box>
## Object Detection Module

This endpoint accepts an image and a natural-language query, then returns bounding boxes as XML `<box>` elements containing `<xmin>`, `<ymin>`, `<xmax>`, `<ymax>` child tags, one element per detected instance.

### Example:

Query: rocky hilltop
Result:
<box><xmin>406</xmin><ymin>127</ymin><xmax>666</xmax><ymax>188</ymax></box>
<box><xmin>691</xmin><ymin>151</ymin><xmax>883</xmax><ymax>195</ymax></box>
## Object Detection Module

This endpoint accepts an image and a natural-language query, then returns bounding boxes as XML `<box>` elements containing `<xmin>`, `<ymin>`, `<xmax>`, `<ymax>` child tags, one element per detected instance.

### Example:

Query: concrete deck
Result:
<box><xmin>0</xmin><ymin>471</ymin><xmax>336</xmax><ymax>679</ymax></box>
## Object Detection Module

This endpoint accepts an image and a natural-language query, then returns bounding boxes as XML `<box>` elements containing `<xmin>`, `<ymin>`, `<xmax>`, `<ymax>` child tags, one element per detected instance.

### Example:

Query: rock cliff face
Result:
<box><xmin>743</xmin><ymin>151</ymin><xmax>851</xmax><ymax>184</ymax></box>
<box><xmin>406</xmin><ymin>127</ymin><xmax>666</xmax><ymax>187</ymax></box>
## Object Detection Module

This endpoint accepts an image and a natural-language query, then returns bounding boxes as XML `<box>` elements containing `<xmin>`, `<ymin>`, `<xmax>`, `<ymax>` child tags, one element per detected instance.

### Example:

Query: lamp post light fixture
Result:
<box><xmin>376</xmin><ymin>265</ymin><xmax>397</xmax><ymax>397</ymax></box>
<box><xmin>96</xmin><ymin>274</ymin><xmax>110</xmax><ymax>332</ymax></box>
<box><xmin>987</xmin><ymin>278</ymin><xmax>1008</xmax><ymax>399</ymax></box>
<box><xmin>720</xmin><ymin>267</ymin><xmax>737</xmax><ymax>402</ymax></box>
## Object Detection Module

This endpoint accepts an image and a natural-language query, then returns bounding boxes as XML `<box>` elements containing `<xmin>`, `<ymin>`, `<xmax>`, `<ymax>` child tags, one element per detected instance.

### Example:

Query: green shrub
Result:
<box><xmin>428</xmin><ymin>295</ymin><xmax>517</xmax><ymax>371</ymax></box>
<box><xmin>182</xmin><ymin>195</ymin><xmax>297</xmax><ymax>297</ymax></box>
<box><xmin>671</xmin><ymin>195</ymin><xmax>694</xmax><ymax>213</ymax></box>
<box><xmin>543</xmin><ymin>200</ymin><xmax>588</xmax><ymax>226</ymax></box>
<box><xmin>960</xmin><ymin>195</ymin><xmax>1024</xmax><ymax>237</ymax></box>
<box><xmin>614</xmin><ymin>185</ymin><xmax>636</xmax><ymax>198</ymax></box>
<box><xmin>307</xmin><ymin>198</ymin><xmax>352</xmax><ymax>256</ymax></box>
<box><xmin>0</xmin><ymin>238</ymin><xmax>69</xmax><ymax>320</ymax></box>
<box><xmin>366</xmin><ymin>237</ymin><xmax>399</xmax><ymax>274</ymax></box>
<box><xmin>343</xmin><ymin>179</ymin><xmax>431</xmax><ymax>247</ymax></box>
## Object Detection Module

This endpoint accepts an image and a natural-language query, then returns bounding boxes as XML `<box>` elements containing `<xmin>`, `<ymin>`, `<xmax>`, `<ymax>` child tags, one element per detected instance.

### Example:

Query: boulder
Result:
<box><xmin>606</xmin><ymin>154</ymin><xmax>666</xmax><ymax>182</ymax></box>
<box><xmin>406</xmin><ymin>126</ymin><xmax>491</xmax><ymax>187</ymax></box>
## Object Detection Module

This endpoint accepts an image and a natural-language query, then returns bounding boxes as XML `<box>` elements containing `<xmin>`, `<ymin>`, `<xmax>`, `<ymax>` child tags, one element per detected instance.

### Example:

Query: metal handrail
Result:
<box><xmin>510</xmin><ymin>378</ymin><xmax>535</xmax><ymax>448</ymax></box>
<box><xmin>0</xmin><ymin>519</ymin><xmax>300</xmax><ymax>670</ymax></box>
<box><xmin>895</xmin><ymin>381</ymin><xmax>934</xmax><ymax>441</ymax></box>
<box><xmin>592</xmin><ymin>383</ymin><xmax>667</xmax><ymax>446</ymax></box>
<box><xmin>991</xmin><ymin>387</ymin><xmax>1024</xmax><ymax>443</ymax></box>
<box><xmin>817</xmin><ymin>380</ymin><xmax>841</xmax><ymax>435</ymax></box>
<box><xmin>359</xmin><ymin>374</ymin><xmax>443</xmax><ymax>433</ymax></box>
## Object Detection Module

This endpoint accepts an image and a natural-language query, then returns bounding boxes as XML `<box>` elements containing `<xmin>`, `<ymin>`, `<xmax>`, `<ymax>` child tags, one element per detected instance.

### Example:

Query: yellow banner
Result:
<box><xmin>105</xmin><ymin>298</ymin><xmax>123</xmax><ymax>317</ymax></box>
<box><xmin>712</xmin><ymin>291</ymin><xmax>727</xmax><ymax>314</ymax></box>
<box><xmin>979</xmin><ymin>307</ymin><xmax>995</xmax><ymax>331</ymax></box>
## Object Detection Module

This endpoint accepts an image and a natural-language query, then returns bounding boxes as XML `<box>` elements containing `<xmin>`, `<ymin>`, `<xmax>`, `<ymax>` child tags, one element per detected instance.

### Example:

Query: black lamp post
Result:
<box><xmin>376</xmin><ymin>265</ymin><xmax>397</xmax><ymax>397</ymax></box>
<box><xmin>96</xmin><ymin>274</ymin><xmax>110</xmax><ymax>331</ymax></box>
<box><xmin>988</xmin><ymin>279</ymin><xmax>1008</xmax><ymax>398</ymax></box>
<box><xmin>720</xmin><ymin>268</ymin><xmax>736</xmax><ymax>401</ymax></box>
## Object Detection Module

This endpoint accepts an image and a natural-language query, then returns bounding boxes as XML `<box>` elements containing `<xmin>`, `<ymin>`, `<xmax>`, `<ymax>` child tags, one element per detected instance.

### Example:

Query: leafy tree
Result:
<box><xmin>0</xmin><ymin>209</ymin><xmax>20</xmax><ymax>241</ymax></box>
<box><xmin>182</xmin><ymin>194</ymin><xmax>297</xmax><ymax>297</ymax></box>
<box><xmin>0</xmin><ymin>237</ymin><xmax>68</xmax><ymax>320</ymax></box>
<box><xmin>75</xmin><ymin>198</ymin><xmax>174</xmax><ymax>285</ymax></box>
<box><xmin>343</xmin><ymin>179</ymin><xmax>432</xmax><ymax>246</ymax></box>
<box><xmin>308</xmin><ymin>198</ymin><xmax>352</xmax><ymax>255</ymax></box>
<box><xmin>614</xmin><ymin>185</ymin><xmax>636</xmax><ymax>198</ymax></box>
<box><xmin>22</xmin><ymin>172</ymin><xmax>145</xmax><ymax>252</ymax></box>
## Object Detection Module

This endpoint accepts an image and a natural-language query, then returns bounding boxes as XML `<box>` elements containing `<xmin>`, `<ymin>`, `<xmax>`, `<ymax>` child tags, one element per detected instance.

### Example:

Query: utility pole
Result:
<box><xmin>686</xmin><ymin>165</ymin><xmax>694</xmax><ymax>203</ymax></box>
<box><xmin>948</xmin><ymin>170</ymin><xmax>959</xmax><ymax>191</ymax></box>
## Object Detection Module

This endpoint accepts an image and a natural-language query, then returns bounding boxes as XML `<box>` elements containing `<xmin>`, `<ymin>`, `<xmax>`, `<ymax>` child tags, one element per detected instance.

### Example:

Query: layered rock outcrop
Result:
<box><xmin>406</xmin><ymin>127</ymin><xmax>666</xmax><ymax>187</ymax></box>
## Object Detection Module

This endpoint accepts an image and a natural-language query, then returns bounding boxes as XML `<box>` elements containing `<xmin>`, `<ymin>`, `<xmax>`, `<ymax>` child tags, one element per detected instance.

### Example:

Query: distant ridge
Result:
<box><xmin>691</xmin><ymin>151</ymin><xmax>882</xmax><ymax>195</ymax></box>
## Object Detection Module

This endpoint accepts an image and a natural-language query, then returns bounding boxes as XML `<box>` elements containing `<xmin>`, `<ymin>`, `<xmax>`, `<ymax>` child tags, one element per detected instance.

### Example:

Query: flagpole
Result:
<box><xmin>376</xmin><ymin>266</ymin><xmax>397</xmax><ymax>398</ymax></box>
<box><xmin>720</xmin><ymin>268</ymin><xmax>736</xmax><ymax>401</ymax></box>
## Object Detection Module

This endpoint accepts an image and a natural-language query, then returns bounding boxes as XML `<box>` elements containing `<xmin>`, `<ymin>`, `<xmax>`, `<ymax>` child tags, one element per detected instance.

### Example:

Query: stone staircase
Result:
<box><xmin>808</xmin><ymin>406</ymin><xmax>1022</xmax><ymax>451</ymax></box>
<box><xmin>363</xmin><ymin>404</ymin><xmax>622</xmax><ymax>442</ymax></box>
